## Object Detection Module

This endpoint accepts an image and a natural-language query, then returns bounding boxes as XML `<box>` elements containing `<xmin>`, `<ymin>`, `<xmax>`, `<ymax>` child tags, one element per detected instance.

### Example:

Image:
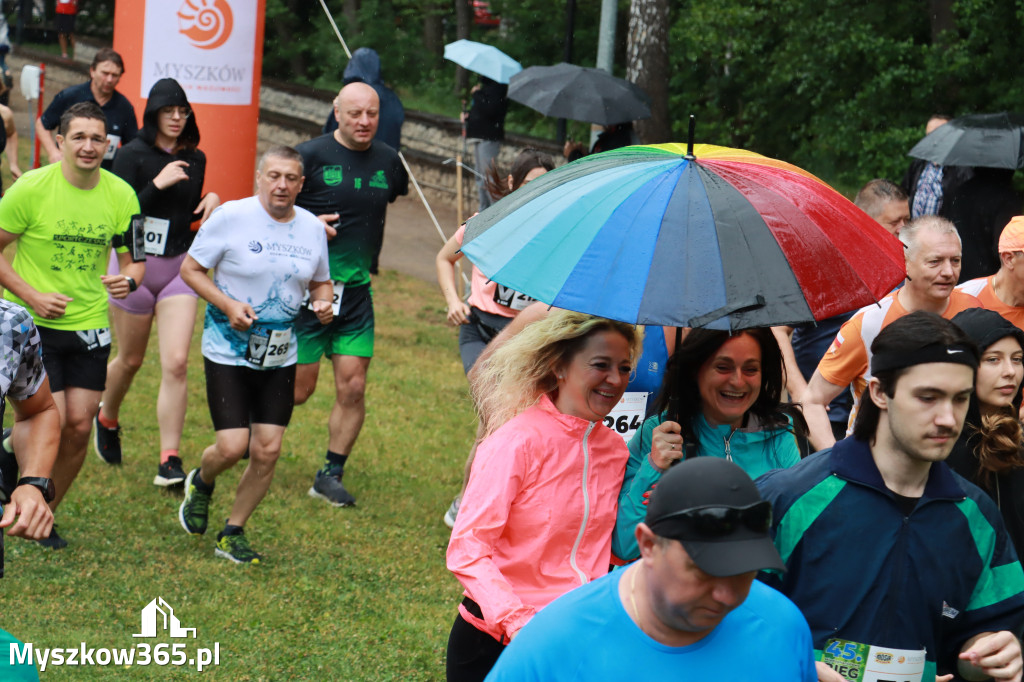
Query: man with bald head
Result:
<box><xmin>293</xmin><ymin>82</ymin><xmax>408</xmax><ymax>507</ymax></box>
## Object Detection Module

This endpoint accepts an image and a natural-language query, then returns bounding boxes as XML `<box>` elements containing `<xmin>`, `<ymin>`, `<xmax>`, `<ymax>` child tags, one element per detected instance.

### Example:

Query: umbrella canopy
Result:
<box><xmin>443</xmin><ymin>39</ymin><xmax>522</xmax><ymax>84</ymax></box>
<box><xmin>908</xmin><ymin>112</ymin><xmax>1024</xmax><ymax>169</ymax></box>
<box><xmin>462</xmin><ymin>143</ymin><xmax>906</xmax><ymax>330</ymax></box>
<box><xmin>508</xmin><ymin>62</ymin><xmax>651</xmax><ymax>126</ymax></box>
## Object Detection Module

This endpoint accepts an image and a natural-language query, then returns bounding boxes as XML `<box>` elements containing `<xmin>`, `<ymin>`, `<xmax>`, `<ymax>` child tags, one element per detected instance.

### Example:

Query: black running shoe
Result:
<box><xmin>154</xmin><ymin>456</ymin><xmax>187</xmax><ymax>487</ymax></box>
<box><xmin>93</xmin><ymin>409</ymin><xmax>122</xmax><ymax>465</ymax></box>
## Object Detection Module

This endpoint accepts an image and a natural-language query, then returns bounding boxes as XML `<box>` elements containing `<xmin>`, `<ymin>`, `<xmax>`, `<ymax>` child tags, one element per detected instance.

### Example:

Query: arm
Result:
<box><xmin>446</xmin><ymin>429</ymin><xmax>536</xmax><ymax>639</ymax></box>
<box><xmin>0</xmin><ymin>229</ymin><xmax>73</xmax><ymax>319</ymax></box>
<box><xmin>612</xmin><ymin>416</ymin><xmax>682</xmax><ymax>561</ymax></box>
<box><xmin>801</xmin><ymin>371</ymin><xmax>845</xmax><ymax>450</ymax></box>
<box><xmin>34</xmin><ymin>117</ymin><xmax>61</xmax><ymax>165</ymax></box>
<box><xmin>436</xmin><ymin>231</ymin><xmax>470</xmax><ymax>326</ymax></box>
<box><xmin>308</xmin><ymin>279</ymin><xmax>334</xmax><ymax>325</ymax></box>
<box><xmin>1</xmin><ymin>107</ymin><xmax>21</xmax><ymax>179</ymax></box>
<box><xmin>180</xmin><ymin>254</ymin><xmax>257</xmax><ymax>331</ymax></box>
<box><xmin>773</xmin><ymin>325</ymin><xmax>808</xmax><ymax>402</ymax></box>
<box><xmin>100</xmin><ymin>250</ymin><xmax>146</xmax><ymax>299</ymax></box>
<box><xmin>1</xmin><ymin>381</ymin><xmax>58</xmax><ymax>540</ymax></box>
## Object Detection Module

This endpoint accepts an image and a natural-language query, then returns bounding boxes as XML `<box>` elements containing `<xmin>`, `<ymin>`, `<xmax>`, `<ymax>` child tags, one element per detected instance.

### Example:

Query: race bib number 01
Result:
<box><xmin>104</xmin><ymin>134</ymin><xmax>121</xmax><ymax>161</ymax></box>
<box><xmin>304</xmin><ymin>282</ymin><xmax>343</xmax><ymax>316</ymax></box>
<box><xmin>143</xmin><ymin>216</ymin><xmax>171</xmax><ymax>256</ymax></box>
<box><xmin>245</xmin><ymin>326</ymin><xmax>292</xmax><ymax>368</ymax></box>
<box><xmin>821</xmin><ymin>638</ymin><xmax>925</xmax><ymax>682</ymax></box>
<box><xmin>602</xmin><ymin>392</ymin><xmax>647</xmax><ymax>443</ymax></box>
<box><xmin>493</xmin><ymin>285</ymin><xmax>536</xmax><ymax>312</ymax></box>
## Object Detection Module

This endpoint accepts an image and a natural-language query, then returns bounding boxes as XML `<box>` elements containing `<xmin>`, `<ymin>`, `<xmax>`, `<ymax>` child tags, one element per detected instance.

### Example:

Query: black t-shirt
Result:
<box><xmin>294</xmin><ymin>135</ymin><xmax>408</xmax><ymax>286</ymax></box>
<box><xmin>39</xmin><ymin>82</ymin><xmax>139</xmax><ymax>170</ymax></box>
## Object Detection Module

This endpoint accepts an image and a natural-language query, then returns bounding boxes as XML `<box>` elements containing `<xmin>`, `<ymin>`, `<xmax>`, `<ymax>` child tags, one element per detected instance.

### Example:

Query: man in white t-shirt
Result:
<box><xmin>177</xmin><ymin>145</ymin><xmax>333</xmax><ymax>564</ymax></box>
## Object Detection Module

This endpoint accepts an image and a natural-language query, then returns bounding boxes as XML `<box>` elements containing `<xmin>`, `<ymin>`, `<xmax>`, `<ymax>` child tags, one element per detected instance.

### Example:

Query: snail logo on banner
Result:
<box><xmin>141</xmin><ymin>0</ymin><xmax>256</xmax><ymax>105</ymax></box>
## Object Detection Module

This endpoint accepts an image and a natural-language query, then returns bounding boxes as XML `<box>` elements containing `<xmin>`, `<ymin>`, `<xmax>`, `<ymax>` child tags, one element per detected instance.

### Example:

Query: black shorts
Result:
<box><xmin>55</xmin><ymin>13</ymin><xmax>76</xmax><ymax>34</ymax></box>
<box><xmin>36</xmin><ymin>326</ymin><xmax>111</xmax><ymax>392</ymax></box>
<box><xmin>203</xmin><ymin>358</ymin><xmax>296</xmax><ymax>431</ymax></box>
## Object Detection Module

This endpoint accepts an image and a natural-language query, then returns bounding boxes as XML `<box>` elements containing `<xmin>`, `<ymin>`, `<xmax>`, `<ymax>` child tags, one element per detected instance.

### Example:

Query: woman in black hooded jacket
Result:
<box><xmin>97</xmin><ymin>78</ymin><xmax>219</xmax><ymax>488</ymax></box>
<box><xmin>949</xmin><ymin>307</ymin><xmax>1024</xmax><ymax>556</ymax></box>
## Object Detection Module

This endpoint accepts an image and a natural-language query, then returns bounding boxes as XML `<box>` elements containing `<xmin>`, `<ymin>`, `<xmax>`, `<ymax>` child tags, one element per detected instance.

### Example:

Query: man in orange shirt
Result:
<box><xmin>957</xmin><ymin>216</ymin><xmax>1024</xmax><ymax>330</ymax></box>
<box><xmin>801</xmin><ymin>215</ymin><xmax>980</xmax><ymax>449</ymax></box>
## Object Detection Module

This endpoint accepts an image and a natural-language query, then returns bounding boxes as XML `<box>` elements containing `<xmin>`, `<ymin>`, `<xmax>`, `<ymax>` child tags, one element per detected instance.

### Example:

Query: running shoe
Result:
<box><xmin>93</xmin><ymin>409</ymin><xmax>122</xmax><ymax>465</ymax></box>
<box><xmin>0</xmin><ymin>428</ymin><xmax>16</xmax><ymax>502</ymax></box>
<box><xmin>443</xmin><ymin>495</ymin><xmax>461</xmax><ymax>529</ymax></box>
<box><xmin>308</xmin><ymin>468</ymin><xmax>356</xmax><ymax>507</ymax></box>
<box><xmin>178</xmin><ymin>469</ymin><xmax>212</xmax><ymax>535</ymax></box>
<box><xmin>38</xmin><ymin>525</ymin><xmax>68</xmax><ymax>550</ymax></box>
<box><xmin>154</xmin><ymin>456</ymin><xmax>187</xmax><ymax>487</ymax></box>
<box><xmin>215</xmin><ymin>531</ymin><xmax>262</xmax><ymax>564</ymax></box>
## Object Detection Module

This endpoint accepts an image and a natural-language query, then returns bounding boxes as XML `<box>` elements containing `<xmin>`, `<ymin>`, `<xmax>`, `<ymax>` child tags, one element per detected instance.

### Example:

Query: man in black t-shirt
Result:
<box><xmin>294</xmin><ymin>82</ymin><xmax>408</xmax><ymax>508</ymax></box>
<box><xmin>35</xmin><ymin>47</ymin><xmax>137</xmax><ymax>170</ymax></box>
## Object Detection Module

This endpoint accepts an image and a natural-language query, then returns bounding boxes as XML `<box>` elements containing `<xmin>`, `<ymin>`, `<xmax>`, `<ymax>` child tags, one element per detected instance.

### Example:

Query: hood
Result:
<box><xmin>343</xmin><ymin>48</ymin><xmax>382</xmax><ymax>86</ymax></box>
<box><xmin>140</xmin><ymin>78</ymin><xmax>200</xmax><ymax>149</ymax></box>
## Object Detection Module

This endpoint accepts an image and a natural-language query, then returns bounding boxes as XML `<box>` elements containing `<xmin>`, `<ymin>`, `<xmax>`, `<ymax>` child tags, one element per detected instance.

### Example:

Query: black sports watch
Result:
<box><xmin>124</xmin><ymin>276</ymin><xmax>138</xmax><ymax>292</ymax></box>
<box><xmin>16</xmin><ymin>477</ymin><xmax>55</xmax><ymax>503</ymax></box>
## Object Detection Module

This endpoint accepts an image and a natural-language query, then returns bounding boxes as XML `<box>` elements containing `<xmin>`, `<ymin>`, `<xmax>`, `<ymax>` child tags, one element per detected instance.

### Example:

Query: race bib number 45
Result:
<box><xmin>821</xmin><ymin>638</ymin><xmax>925</xmax><ymax>682</ymax></box>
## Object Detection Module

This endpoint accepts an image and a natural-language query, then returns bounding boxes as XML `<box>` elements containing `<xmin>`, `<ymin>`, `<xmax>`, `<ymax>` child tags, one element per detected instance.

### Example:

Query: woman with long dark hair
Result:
<box><xmin>613</xmin><ymin>327</ymin><xmax>806</xmax><ymax>561</ymax></box>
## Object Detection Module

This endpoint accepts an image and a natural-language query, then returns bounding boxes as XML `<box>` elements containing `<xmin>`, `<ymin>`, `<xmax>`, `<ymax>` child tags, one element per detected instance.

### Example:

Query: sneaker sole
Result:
<box><xmin>214</xmin><ymin>547</ymin><xmax>261</xmax><ymax>564</ymax></box>
<box><xmin>307</xmin><ymin>486</ymin><xmax>355</xmax><ymax>507</ymax></box>
<box><xmin>154</xmin><ymin>474</ymin><xmax>187</xmax><ymax>487</ymax></box>
<box><xmin>178</xmin><ymin>470</ymin><xmax>208</xmax><ymax>535</ymax></box>
<box><xmin>443</xmin><ymin>509</ymin><xmax>457</xmax><ymax>529</ymax></box>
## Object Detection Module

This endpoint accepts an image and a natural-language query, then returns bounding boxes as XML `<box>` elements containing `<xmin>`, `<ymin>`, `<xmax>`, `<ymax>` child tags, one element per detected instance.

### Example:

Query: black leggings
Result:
<box><xmin>446</xmin><ymin>605</ymin><xmax>506</xmax><ymax>682</ymax></box>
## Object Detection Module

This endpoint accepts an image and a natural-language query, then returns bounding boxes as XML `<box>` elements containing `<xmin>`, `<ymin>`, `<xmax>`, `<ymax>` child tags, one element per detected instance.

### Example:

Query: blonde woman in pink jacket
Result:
<box><xmin>445</xmin><ymin>311</ymin><xmax>644</xmax><ymax>681</ymax></box>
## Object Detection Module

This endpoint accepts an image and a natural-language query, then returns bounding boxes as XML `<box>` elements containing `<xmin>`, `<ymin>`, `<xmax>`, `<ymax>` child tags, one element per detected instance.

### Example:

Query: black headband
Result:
<box><xmin>871</xmin><ymin>342</ymin><xmax>979</xmax><ymax>375</ymax></box>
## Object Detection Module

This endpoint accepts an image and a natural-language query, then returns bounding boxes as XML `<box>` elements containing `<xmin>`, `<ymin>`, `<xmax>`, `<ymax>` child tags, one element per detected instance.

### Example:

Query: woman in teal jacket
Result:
<box><xmin>612</xmin><ymin>328</ymin><xmax>806</xmax><ymax>561</ymax></box>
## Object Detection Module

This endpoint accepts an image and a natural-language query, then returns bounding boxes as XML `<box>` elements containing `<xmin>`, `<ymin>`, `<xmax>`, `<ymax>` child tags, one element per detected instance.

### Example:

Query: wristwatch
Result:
<box><xmin>124</xmin><ymin>276</ymin><xmax>138</xmax><ymax>292</ymax></box>
<box><xmin>16</xmin><ymin>477</ymin><xmax>55</xmax><ymax>503</ymax></box>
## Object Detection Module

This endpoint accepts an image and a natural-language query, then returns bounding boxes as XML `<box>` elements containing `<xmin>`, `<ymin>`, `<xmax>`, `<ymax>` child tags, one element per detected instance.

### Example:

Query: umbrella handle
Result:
<box><xmin>686</xmin><ymin>115</ymin><xmax>696</xmax><ymax>159</ymax></box>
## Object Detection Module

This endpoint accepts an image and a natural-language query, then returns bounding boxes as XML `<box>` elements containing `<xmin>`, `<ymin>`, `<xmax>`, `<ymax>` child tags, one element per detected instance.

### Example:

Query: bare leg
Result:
<box><xmin>51</xmin><ymin>387</ymin><xmax>102</xmax><ymax>510</ymax></box>
<box><xmin>154</xmin><ymin>295</ymin><xmax>197</xmax><ymax>452</ymax></box>
<box><xmin>293</xmin><ymin>361</ymin><xmax>320</xmax><ymax>405</ymax></box>
<box><xmin>225</xmin><ymin>424</ymin><xmax>286</xmax><ymax>527</ymax></box>
<box><xmin>197</xmin><ymin>428</ymin><xmax>248</xmax><ymax>485</ymax></box>
<box><xmin>328</xmin><ymin>355</ymin><xmax>371</xmax><ymax>454</ymax></box>
<box><xmin>100</xmin><ymin>305</ymin><xmax>154</xmax><ymax>422</ymax></box>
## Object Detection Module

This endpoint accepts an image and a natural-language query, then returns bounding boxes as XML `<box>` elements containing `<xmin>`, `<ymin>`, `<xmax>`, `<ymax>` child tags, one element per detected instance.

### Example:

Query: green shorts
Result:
<box><xmin>296</xmin><ymin>282</ymin><xmax>374</xmax><ymax>363</ymax></box>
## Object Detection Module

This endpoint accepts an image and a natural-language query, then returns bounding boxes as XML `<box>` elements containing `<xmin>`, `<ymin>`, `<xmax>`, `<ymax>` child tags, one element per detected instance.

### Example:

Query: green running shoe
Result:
<box><xmin>215</xmin><ymin>531</ymin><xmax>262</xmax><ymax>565</ymax></box>
<box><xmin>178</xmin><ymin>469</ymin><xmax>212</xmax><ymax>535</ymax></box>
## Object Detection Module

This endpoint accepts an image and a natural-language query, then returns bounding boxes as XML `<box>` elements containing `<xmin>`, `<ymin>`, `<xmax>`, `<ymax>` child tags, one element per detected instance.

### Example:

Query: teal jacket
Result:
<box><xmin>612</xmin><ymin>411</ymin><xmax>800</xmax><ymax>561</ymax></box>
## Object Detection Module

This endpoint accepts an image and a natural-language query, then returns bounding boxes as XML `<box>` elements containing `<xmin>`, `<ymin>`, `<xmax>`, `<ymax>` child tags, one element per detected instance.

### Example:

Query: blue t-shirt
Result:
<box><xmin>39</xmin><ymin>82</ymin><xmax>138</xmax><ymax>169</ymax></box>
<box><xmin>485</xmin><ymin>569</ymin><xmax>816</xmax><ymax>682</ymax></box>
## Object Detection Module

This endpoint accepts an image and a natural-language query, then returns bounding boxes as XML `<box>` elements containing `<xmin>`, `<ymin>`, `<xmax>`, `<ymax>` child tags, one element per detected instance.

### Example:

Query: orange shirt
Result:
<box><xmin>957</xmin><ymin>276</ymin><xmax>1024</xmax><ymax>330</ymax></box>
<box><xmin>817</xmin><ymin>288</ymin><xmax>981</xmax><ymax>434</ymax></box>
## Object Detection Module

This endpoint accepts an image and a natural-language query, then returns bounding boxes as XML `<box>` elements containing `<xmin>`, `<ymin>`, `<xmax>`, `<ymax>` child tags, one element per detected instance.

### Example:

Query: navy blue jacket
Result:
<box><xmin>757</xmin><ymin>437</ymin><xmax>1024</xmax><ymax>679</ymax></box>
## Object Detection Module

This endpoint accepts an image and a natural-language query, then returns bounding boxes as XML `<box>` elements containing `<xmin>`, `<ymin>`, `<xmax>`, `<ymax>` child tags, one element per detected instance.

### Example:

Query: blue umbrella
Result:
<box><xmin>443</xmin><ymin>39</ymin><xmax>522</xmax><ymax>84</ymax></box>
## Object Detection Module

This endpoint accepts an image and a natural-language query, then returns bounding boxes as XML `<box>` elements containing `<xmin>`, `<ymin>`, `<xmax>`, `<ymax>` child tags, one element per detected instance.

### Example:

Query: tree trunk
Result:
<box><xmin>342</xmin><ymin>0</ymin><xmax>360</xmax><ymax>33</ymax></box>
<box><xmin>454</xmin><ymin>0</ymin><xmax>472</xmax><ymax>93</ymax></box>
<box><xmin>625</xmin><ymin>0</ymin><xmax>671</xmax><ymax>143</ymax></box>
<box><xmin>929</xmin><ymin>0</ymin><xmax>955</xmax><ymax>44</ymax></box>
<box><xmin>422</xmin><ymin>4</ymin><xmax>444</xmax><ymax>68</ymax></box>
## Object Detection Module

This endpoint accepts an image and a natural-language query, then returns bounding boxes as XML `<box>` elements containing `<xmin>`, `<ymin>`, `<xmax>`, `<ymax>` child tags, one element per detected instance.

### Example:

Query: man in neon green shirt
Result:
<box><xmin>0</xmin><ymin>102</ymin><xmax>142</xmax><ymax>549</ymax></box>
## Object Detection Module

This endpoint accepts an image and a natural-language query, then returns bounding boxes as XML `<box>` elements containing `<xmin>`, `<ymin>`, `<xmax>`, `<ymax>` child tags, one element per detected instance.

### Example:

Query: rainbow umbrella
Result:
<box><xmin>461</xmin><ymin>142</ymin><xmax>905</xmax><ymax>330</ymax></box>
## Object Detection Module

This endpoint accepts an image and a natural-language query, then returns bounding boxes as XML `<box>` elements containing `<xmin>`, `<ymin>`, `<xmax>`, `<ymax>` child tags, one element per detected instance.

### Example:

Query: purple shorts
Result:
<box><xmin>108</xmin><ymin>251</ymin><xmax>196</xmax><ymax>315</ymax></box>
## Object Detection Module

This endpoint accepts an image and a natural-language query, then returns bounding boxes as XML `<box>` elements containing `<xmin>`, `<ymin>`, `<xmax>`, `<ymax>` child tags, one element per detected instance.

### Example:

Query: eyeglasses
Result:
<box><xmin>649</xmin><ymin>501</ymin><xmax>772</xmax><ymax>539</ymax></box>
<box><xmin>160</xmin><ymin>106</ymin><xmax>192</xmax><ymax>119</ymax></box>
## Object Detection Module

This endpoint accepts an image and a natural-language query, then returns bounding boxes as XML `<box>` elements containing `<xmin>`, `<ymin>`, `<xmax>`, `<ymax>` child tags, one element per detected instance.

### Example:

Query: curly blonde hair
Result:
<box><xmin>472</xmin><ymin>311</ymin><xmax>643</xmax><ymax>436</ymax></box>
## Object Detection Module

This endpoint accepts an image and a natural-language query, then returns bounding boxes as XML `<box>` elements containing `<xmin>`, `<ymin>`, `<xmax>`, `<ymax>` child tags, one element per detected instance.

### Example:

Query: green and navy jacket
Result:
<box><xmin>756</xmin><ymin>437</ymin><xmax>1024</xmax><ymax>678</ymax></box>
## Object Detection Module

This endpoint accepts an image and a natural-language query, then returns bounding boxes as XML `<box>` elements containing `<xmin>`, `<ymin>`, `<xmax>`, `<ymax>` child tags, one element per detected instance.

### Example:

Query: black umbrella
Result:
<box><xmin>507</xmin><ymin>62</ymin><xmax>651</xmax><ymax>126</ymax></box>
<box><xmin>908</xmin><ymin>112</ymin><xmax>1024</xmax><ymax>169</ymax></box>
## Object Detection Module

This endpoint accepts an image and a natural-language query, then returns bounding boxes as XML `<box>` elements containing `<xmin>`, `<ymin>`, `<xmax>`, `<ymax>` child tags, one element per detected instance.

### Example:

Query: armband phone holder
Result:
<box><xmin>112</xmin><ymin>214</ymin><xmax>147</xmax><ymax>262</ymax></box>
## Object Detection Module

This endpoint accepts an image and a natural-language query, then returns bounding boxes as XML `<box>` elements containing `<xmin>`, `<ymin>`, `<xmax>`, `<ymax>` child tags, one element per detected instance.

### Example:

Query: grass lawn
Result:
<box><xmin>2</xmin><ymin>269</ymin><xmax>476</xmax><ymax>680</ymax></box>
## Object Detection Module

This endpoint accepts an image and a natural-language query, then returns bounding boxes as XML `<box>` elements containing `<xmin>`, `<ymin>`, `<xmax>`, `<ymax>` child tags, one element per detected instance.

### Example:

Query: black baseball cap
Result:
<box><xmin>644</xmin><ymin>457</ymin><xmax>785</xmax><ymax>577</ymax></box>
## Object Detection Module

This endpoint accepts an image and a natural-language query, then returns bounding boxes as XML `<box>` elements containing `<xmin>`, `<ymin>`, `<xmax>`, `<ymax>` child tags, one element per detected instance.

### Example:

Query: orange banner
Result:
<box><xmin>114</xmin><ymin>0</ymin><xmax>266</xmax><ymax>202</ymax></box>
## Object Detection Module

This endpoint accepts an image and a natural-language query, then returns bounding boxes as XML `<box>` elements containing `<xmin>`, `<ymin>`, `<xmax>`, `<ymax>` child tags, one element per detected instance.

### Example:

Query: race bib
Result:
<box><xmin>602</xmin><ymin>392</ymin><xmax>647</xmax><ymax>443</ymax></box>
<box><xmin>245</xmin><ymin>326</ymin><xmax>292</xmax><ymax>368</ymax></box>
<box><xmin>143</xmin><ymin>216</ymin><xmax>171</xmax><ymax>256</ymax></box>
<box><xmin>821</xmin><ymin>638</ymin><xmax>925</xmax><ymax>682</ymax></box>
<box><xmin>104</xmin><ymin>134</ymin><xmax>121</xmax><ymax>161</ymax></box>
<box><xmin>493</xmin><ymin>284</ymin><xmax>536</xmax><ymax>312</ymax></box>
<box><xmin>75</xmin><ymin>327</ymin><xmax>112</xmax><ymax>351</ymax></box>
<box><xmin>303</xmin><ymin>282</ymin><xmax>343</xmax><ymax>317</ymax></box>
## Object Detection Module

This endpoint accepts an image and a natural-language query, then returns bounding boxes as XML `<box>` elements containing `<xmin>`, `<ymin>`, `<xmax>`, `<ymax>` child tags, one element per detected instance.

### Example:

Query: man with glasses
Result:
<box><xmin>485</xmin><ymin>458</ymin><xmax>816</xmax><ymax>681</ymax></box>
<box><xmin>758</xmin><ymin>312</ymin><xmax>1024</xmax><ymax>682</ymax></box>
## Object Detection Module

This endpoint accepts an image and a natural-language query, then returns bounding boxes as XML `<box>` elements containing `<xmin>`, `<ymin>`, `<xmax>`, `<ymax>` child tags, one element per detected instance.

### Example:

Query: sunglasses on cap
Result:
<box><xmin>649</xmin><ymin>501</ymin><xmax>772</xmax><ymax>539</ymax></box>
